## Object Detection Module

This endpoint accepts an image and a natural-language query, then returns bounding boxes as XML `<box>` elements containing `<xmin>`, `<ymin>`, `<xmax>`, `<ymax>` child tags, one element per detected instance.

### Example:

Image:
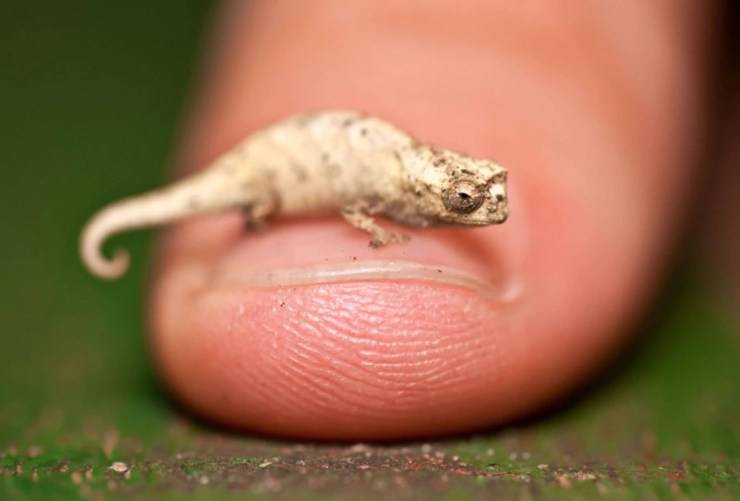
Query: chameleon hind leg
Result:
<box><xmin>242</xmin><ymin>191</ymin><xmax>280</xmax><ymax>232</ymax></box>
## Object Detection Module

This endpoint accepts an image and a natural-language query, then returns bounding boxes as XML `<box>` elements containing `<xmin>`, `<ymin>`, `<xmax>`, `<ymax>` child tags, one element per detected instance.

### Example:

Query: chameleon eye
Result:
<box><xmin>443</xmin><ymin>180</ymin><xmax>485</xmax><ymax>214</ymax></box>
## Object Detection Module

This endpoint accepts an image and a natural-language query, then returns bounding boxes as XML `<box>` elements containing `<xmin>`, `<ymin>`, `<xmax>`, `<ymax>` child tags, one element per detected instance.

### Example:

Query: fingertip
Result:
<box><xmin>148</xmin><ymin>2</ymin><xmax>700</xmax><ymax>439</ymax></box>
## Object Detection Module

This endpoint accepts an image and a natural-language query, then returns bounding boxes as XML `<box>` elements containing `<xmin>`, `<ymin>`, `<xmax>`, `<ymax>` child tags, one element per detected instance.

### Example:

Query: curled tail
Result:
<box><xmin>80</xmin><ymin>202</ymin><xmax>134</xmax><ymax>280</ymax></box>
<box><xmin>80</xmin><ymin>164</ymin><xmax>253</xmax><ymax>280</ymax></box>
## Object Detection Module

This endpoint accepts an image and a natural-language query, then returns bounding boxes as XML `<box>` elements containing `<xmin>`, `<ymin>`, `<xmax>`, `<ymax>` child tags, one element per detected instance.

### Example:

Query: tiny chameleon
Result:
<box><xmin>80</xmin><ymin>110</ymin><xmax>509</xmax><ymax>280</ymax></box>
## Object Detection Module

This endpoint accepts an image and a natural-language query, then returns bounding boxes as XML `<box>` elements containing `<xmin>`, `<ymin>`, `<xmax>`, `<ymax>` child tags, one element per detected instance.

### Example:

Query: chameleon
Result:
<box><xmin>80</xmin><ymin>110</ymin><xmax>509</xmax><ymax>279</ymax></box>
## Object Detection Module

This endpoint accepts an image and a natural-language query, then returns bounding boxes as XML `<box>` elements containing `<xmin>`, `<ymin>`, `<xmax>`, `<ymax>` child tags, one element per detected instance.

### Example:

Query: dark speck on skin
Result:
<box><xmin>360</xmin><ymin>127</ymin><xmax>368</xmax><ymax>136</ymax></box>
<box><xmin>291</xmin><ymin>163</ymin><xmax>308</xmax><ymax>182</ymax></box>
<box><xmin>320</xmin><ymin>153</ymin><xmax>342</xmax><ymax>178</ymax></box>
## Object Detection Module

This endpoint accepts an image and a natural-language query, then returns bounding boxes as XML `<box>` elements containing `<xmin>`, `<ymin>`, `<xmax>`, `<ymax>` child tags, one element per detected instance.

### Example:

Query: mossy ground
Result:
<box><xmin>1</xmin><ymin>2</ymin><xmax>738</xmax><ymax>499</ymax></box>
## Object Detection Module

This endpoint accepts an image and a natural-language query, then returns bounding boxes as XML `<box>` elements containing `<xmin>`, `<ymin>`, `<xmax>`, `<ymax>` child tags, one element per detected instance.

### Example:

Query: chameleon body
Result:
<box><xmin>80</xmin><ymin>110</ymin><xmax>509</xmax><ymax>279</ymax></box>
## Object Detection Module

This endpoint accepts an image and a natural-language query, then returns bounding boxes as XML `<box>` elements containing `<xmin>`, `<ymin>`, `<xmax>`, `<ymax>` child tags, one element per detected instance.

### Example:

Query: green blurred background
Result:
<box><xmin>1</xmin><ymin>2</ymin><xmax>738</xmax><ymax>499</ymax></box>
<box><xmin>1</xmin><ymin>0</ymin><xmax>210</xmax><ymax>428</ymax></box>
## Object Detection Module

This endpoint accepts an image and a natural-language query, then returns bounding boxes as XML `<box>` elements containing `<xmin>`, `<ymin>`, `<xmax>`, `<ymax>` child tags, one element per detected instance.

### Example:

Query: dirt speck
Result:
<box><xmin>108</xmin><ymin>462</ymin><xmax>129</xmax><ymax>473</ymax></box>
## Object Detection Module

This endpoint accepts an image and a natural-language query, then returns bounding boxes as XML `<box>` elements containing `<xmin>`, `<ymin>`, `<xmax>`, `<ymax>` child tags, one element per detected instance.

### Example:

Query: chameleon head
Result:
<box><xmin>402</xmin><ymin>147</ymin><xmax>509</xmax><ymax>226</ymax></box>
<box><xmin>440</xmin><ymin>166</ymin><xmax>508</xmax><ymax>225</ymax></box>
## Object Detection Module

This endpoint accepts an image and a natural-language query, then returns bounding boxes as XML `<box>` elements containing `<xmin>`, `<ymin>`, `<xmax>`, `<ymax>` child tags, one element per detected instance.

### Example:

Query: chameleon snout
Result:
<box><xmin>487</xmin><ymin>181</ymin><xmax>509</xmax><ymax>223</ymax></box>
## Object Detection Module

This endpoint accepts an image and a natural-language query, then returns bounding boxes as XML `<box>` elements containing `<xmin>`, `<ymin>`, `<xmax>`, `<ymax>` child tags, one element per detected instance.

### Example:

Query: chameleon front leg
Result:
<box><xmin>341</xmin><ymin>201</ymin><xmax>409</xmax><ymax>248</ymax></box>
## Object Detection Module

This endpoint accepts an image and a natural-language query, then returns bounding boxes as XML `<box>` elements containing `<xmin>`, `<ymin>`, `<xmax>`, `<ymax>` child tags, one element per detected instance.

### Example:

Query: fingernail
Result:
<box><xmin>207</xmin><ymin>219</ymin><xmax>524</xmax><ymax>303</ymax></box>
<box><xmin>213</xmin><ymin>259</ymin><xmax>521</xmax><ymax>301</ymax></box>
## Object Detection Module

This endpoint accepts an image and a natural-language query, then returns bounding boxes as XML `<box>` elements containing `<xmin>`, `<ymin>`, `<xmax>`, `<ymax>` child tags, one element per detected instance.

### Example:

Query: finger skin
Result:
<box><xmin>150</xmin><ymin>1</ymin><xmax>711</xmax><ymax>439</ymax></box>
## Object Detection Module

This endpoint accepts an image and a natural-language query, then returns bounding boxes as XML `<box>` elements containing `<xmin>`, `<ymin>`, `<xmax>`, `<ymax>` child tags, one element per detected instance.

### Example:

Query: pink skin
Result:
<box><xmin>150</xmin><ymin>1</ymin><xmax>712</xmax><ymax>439</ymax></box>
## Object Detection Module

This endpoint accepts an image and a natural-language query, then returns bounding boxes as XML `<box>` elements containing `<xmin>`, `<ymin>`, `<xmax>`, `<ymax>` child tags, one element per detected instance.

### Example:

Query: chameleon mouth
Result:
<box><xmin>440</xmin><ymin>203</ymin><xmax>507</xmax><ymax>226</ymax></box>
<box><xmin>494</xmin><ymin>204</ymin><xmax>509</xmax><ymax>223</ymax></box>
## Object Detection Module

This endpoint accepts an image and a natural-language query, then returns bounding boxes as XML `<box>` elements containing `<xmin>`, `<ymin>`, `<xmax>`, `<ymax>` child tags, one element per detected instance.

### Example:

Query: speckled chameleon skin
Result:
<box><xmin>80</xmin><ymin>110</ymin><xmax>509</xmax><ymax>279</ymax></box>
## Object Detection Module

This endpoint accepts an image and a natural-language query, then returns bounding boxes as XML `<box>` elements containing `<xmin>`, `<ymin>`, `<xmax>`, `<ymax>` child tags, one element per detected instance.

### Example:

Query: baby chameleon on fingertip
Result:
<box><xmin>80</xmin><ymin>110</ymin><xmax>509</xmax><ymax>279</ymax></box>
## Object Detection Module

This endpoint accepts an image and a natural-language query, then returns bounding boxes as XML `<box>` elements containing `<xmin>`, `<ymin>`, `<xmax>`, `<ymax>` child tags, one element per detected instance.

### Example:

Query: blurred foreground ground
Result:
<box><xmin>1</xmin><ymin>2</ymin><xmax>738</xmax><ymax>499</ymax></box>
